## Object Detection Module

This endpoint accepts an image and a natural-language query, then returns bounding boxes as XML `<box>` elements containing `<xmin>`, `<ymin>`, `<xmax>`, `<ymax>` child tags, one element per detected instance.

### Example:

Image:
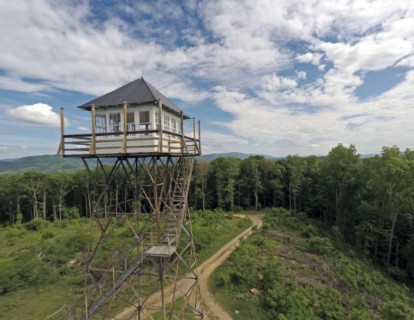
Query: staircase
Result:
<box><xmin>79</xmin><ymin>255</ymin><xmax>146</xmax><ymax>320</ymax></box>
<box><xmin>161</xmin><ymin>157</ymin><xmax>194</xmax><ymax>248</ymax></box>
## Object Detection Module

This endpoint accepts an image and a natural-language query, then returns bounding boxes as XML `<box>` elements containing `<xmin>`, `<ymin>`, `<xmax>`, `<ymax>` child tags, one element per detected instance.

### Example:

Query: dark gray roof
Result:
<box><xmin>78</xmin><ymin>77</ymin><xmax>188</xmax><ymax>118</ymax></box>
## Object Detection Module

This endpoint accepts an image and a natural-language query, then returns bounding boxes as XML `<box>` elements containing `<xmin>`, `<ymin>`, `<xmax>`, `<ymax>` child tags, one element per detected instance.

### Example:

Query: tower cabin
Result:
<box><xmin>58</xmin><ymin>78</ymin><xmax>201</xmax><ymax>157</ymax></box>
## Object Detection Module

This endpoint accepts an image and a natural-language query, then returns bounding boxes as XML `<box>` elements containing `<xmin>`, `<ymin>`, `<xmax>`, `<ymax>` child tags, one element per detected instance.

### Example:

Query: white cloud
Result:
<box><xmin>1</xmin><ymin>0</ymin><xmax>414</xmax><ymax>158</ymax></box>
<box><xmin>261</xmin><ymin>73</ymin><xmax>297</xmax><ymax>91</ymax></box>
<box><xmin>0</xmin><ymin>76</ymin><xmax>52</xmax><ymax>92</ymax></box>
<box><xmin>201</xmin><ymin>130</ymin><xmax>248</xmax><ymax>153</ymax></box>
<box><xmin>296</xmin><ymin>71</ymin><xmax>307</xmax><ymax>80</ymax></box>
<box><xmin>7</xmin><ymin>103</ymin><xmax>62</xmax><ymax>127</ymax></box>
<box><xmin>296</xmin><ymin>52</ymin><xmax>322</xmax><ymax>65</ymax></box>
<box><xmin>157</xmin><ymin>81</ymin><xmax>210</xmax><ymax>104</ymax></box>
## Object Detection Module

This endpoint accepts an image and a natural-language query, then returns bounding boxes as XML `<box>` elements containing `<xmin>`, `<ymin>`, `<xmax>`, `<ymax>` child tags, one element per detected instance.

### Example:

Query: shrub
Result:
<box><xmin>43</xmin><ymin>233</ymin><xmax>88</xmax><ymax>267</ymax></box>
<box><xmin>312</xmin><ymin>287</ymin><xmax>344</xmax><ymax>319</ymax></box>
<box><xmin>56</xmin><ymin>220</ymin><xmax>68</xmax><ymax>228</ymax></box>
<box><xmin>251</xmin><ymin>234</ymin><xmax>266</xmax><ymax>246</ymax></box>
<box><xmin>223</xmin><ymin>242</ymin><xmax>258</xmax><ymax>286</ymax></box>
<box><xmin>15</xmin><ymin>212</ymin><xmax>23</xmax><ymax>225</ymax></box>
<box><xmin>63</xmin><ymin>207</ymin><xmax>80</xmax><ymax>220</ymax></box>
<box><xmin>301</xmin><ymin>225</ymin><xmax>318</xmax><ymax>238</ymax></box>
<box><xmin>25</xmin><ymin>218</ymin><xmax>49</xmax><ymax>231</ymax></box>
<box><xmin>5</xmin><ymin>226</ymin><xmax>24</xmax><ymax>237</ymax></box>
<box><xmin>236</xmin><ymin>217</ymin><xmax>251</xmax><ymax>229</ymax></box>
<box><xmin>264</xmin><ymin>208</ymin><xmax>310</xmax><ymax>232</ymax></box>
<box><xmin>41</xmin><ymin>231</ymin><xmax>55</xmax><ymax>239</ymax></box>
<box><xmin>215</xmin><ymin>271</ymin><xmax>231</xmax><ymax>287</ymax></box>
<box><xmin>0</xmin><ymin>253</ymin><xmax>56</xmax><ymax>295</ymax></box>
<box><xmin>304</xmin><ymin>236</ymin><xmax>334</xmax><ymax>255</ymax></box>
<box><xmin>380</xmin><ymin>301</ymin><xmax>413</xmax><ymax>320</ymax></box>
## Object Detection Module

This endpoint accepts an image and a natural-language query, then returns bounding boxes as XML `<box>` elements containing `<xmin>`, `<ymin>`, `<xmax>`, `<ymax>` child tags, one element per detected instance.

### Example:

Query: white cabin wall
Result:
<box><xmin>93</xmin><ymin>104</ymin><xmax>182</xmax><ymax>134</ymax></box>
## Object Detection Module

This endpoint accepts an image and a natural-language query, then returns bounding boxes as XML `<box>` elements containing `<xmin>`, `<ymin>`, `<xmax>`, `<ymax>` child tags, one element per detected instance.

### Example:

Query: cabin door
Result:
<box><xmin>127</xmin><ymin>112</ymin><xmax>135</xmax><ymax>131</ymax></box>
<box><xmin>139</xmin><ymin>111</ymin><xmax>151</xmax><ymax>131</ymax></box>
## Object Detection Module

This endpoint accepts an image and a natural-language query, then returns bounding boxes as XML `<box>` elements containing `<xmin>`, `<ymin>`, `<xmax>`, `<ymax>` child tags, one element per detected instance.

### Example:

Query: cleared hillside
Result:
<box><xmin>0</xmin><ymin>211</ymin><xmax>251</xmax><ymax>319</ymax></box>
<box><xmin>210</xmin><ymin>208</ymin><xmax>414</xmax><ymax>320</ymax></box>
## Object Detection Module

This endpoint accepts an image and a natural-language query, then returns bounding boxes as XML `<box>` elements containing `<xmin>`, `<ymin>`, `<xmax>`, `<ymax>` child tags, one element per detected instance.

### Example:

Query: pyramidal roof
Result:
<box><xmin>78</xmin><ymin>77</ymin><xmax>186</xmax><ymax>117</ymax></box>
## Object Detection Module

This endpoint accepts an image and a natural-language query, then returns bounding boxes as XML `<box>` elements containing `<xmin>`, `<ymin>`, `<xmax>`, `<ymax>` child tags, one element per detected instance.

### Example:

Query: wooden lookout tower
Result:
<box><xmin>57</xmin><ymin>78</ymin><xmax>203</xmax><ymax>319</ymax></box>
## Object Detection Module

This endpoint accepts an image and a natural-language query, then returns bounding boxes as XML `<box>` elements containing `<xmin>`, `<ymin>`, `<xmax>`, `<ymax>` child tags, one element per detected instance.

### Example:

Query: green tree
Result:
<box><xmin>286</xmin><ymin>155</ymin><xmax>306</xmax><ymax>212</ymax></box>
<box><xmin>47</xmin><ymin>172</ymin><xmax>73</xmax><ymax>221</ymax></box>
<box><xmin>207</xmin><ymin>157</ymin><xmax>240</xmax><ymax>210</ymax></box>
<box><xmin>21</xmin><ymin>171</ymin><xmax>47</xmax><ymax>219</ymax></box>
<box><xmin>0</xmin><ymin>173</ymin><xmax>23</xmax><ymax>223</ymax></box>
<box><xmin>238</xmin><ymin>156</ymin><xmax>263</xmax><ymax>210</ymax></box>
<box><xmin>260</xmin><ymin>159</ymin><xmax>284</xmax><ymax>208</ymax></box>
<box><xmin>320</xmin><ymin>144</ymin><xmax>361</xmax><ymax>226</ymax></box>
<box><xmin>378</xmin><ymin>146</ymin><xmax>414</xmax><ymax>266</ymax></box>
<box><xmin>190</xmin><ymin>160</ymin><xmax>209</xmax><ymax>211</ymax></box>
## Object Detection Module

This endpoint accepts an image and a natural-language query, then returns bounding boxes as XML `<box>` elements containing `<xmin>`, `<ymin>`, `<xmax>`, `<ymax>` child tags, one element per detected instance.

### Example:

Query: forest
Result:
<box><xmin>0</xmin><ymin>143</ymin><xmax>413</xmax><ymax>284</ymax></box>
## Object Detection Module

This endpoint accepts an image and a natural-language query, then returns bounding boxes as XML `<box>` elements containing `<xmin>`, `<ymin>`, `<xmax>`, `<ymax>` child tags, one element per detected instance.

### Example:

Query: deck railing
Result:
<box><xmin>59</xmin><ymin>129</ymin><xmax>201</xmax><ymax>157</ymax></box>
<box><xmin>58</xmin><ymin>105</ymin><xmax>201</xmax><ymax>157</ymax></box>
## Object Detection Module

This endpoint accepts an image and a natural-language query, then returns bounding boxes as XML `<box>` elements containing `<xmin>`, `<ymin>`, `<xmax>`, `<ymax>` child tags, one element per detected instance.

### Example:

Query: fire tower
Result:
<box><xmin>58</xmin><ymin>78</ymin><xmax>203</xmax><ymax>319</ymax></box>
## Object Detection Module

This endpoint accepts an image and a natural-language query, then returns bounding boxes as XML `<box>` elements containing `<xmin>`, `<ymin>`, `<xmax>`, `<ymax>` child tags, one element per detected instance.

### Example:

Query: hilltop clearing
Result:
<box><xmin>210</xmin><ymin>208</ymin><xmax>414</xmax><ymax>320</ymax></box>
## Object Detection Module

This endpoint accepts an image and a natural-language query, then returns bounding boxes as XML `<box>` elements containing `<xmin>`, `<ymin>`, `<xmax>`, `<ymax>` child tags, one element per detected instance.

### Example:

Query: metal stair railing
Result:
<box><xmin>78</xmin><ymin>254</ymin><xmax>147</xmax><ymax>320</ymax></box>
<box><xmin>162</xmin><ymin>158</ymin><xmax>194</xmax><ymax>247</ymax></box>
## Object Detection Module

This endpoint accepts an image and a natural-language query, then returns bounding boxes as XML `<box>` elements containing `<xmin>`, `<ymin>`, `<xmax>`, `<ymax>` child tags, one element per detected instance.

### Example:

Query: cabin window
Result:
<box><xmin>96</xmin><ymin>114</ymin><xmax>106</xmax><ymax>133</ymax></box>
<box><xmin>139</xmin><ymin>111</ymin><xmax>151</xmax><ymax>131</ymax></box>
<box><xmin>171</xmin><ymin>118</ymin><xmax>177</xmax><ymax>133</ymax></box>
<box><xmin>176</xmin><ymin>119</ymin><xmax>181</xmax><ymax>134</ymax></box>
<box><xmin>108</xmin><ymin>113</ymin><xmax>121</xmax><ymax>133</ymax></box>
<box><xmin>164</xmin><ymin>115</ymin><xmax>170</xmax><ymax>131</ymax></box>
<box><xmin>127</xmin><ymin>112</ymin><xmax>135</xmax><ymax>131</ymax></box>
<box><xmin>155</xmin><ymin>111</ymin><xmax>161</xmax><ymax>130</ymax></box>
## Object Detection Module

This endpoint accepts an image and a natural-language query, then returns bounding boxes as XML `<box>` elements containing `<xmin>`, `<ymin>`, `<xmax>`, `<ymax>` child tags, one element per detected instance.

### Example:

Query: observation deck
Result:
<box><xmin>57</xmin><ymin>77</ymin><xmax>201</xmax><ymax>158</ymax></box>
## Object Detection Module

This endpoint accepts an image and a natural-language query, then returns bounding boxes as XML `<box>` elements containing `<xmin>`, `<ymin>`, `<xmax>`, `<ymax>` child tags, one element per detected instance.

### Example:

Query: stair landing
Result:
<box><xmin>146</xmin><ymin>244</ymin><xmax>177</xmax><ymax>258</ymax></box>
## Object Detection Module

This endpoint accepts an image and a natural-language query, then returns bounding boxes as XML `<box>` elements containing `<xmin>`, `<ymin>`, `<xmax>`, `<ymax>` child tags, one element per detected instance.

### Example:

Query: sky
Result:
<box><xmin>1</xmin><ymin>0</ymin><xmax>414</xmax><ymax>159</ymax></box>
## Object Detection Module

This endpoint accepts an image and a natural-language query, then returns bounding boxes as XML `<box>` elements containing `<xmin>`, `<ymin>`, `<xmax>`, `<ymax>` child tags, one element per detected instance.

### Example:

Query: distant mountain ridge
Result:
<box><xmin>197</xmin><ymin>152</ymin><xmax>281</xmax><ymax>161</ymax></box>
<box><xmin>0</xmin><ymin>155</ymin><xmax>83</xmax><ymax>173</ymax></box>
<box><xmin>0</xmin><ymin>152</ymin><xmax>376</xmax><ymax>173</ymax></box>
<box><xmin>0</xmin><ymin>153</ymin><xmax>281</xmax><ymax>173</ymax></box>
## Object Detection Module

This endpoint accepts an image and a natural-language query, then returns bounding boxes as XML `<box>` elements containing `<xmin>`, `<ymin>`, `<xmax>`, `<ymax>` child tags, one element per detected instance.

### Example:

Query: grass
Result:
<box><xmin>0</xmin><ymin>219</ymin><xmax>89</xmax><ymax>319</ymax></box>
<box><xmin>209</xmin><ymin>208</ymin><xmax>414</xmax><ymax>320</ymax></box>
<box><xmin>0</xmin><ymin>210</ymin><xmax>251</xmax><ymax>320</ymax></box>
<box><xmin>191</xmin><ymin>210</ymin><xmax>252</xmax><ymax>263</ymax></box>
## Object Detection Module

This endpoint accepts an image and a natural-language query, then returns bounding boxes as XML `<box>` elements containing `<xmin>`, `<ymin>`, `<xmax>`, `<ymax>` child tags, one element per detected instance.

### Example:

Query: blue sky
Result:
<box><xmin>1</xmin><ymin>0</ymin><xmax>414</xmax><ymax>159</ymax></box>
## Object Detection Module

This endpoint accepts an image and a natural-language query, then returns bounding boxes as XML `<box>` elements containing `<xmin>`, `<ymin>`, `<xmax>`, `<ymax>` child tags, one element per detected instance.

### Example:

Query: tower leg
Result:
<box><xmin>64</xmin><ymin>156</ymin><xmax>203</xmax><ymax>319</ymax></box>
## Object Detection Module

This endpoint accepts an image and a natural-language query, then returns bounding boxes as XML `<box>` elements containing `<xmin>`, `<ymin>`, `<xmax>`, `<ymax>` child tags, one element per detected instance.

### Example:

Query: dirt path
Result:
<box><xmin>116</xmin><ymin>214</ymin><xmax>263</xmax><ymax>320</ymax></box>
<box><xmin>198</xmin><ymin>214</ymin><xmax>263</xmax><ymax>320</ymax></box>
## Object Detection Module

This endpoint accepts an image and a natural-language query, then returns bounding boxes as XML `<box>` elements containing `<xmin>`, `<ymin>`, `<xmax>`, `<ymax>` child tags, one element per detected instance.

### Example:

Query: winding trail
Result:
<box><xmin>117</xmin><ymin>214</ymin><xmax>263</xmax><ymax>319</ymax></box>
<box><xmin>198</xmin><ymin>214</ymin><xmax>263</xmax><ymax>320</ymax></box>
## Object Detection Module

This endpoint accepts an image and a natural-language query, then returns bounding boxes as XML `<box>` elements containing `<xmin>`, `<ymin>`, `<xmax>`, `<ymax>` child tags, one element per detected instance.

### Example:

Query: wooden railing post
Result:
<box><xmin>122</xmin><ymin>101</ymin><xmax>128</xmax><ymax>153</ymax></box>
<box><xmin>58</xmin><ymin>107</ymin><xmax>65</xmax><ymax>156</ymax></box>
<box><xmin>91</xmin><ymin>104</ymin><xmax>96</xmax><ymax>154</ymax></box>
<box><xmin>158</xmin><ymin>99</ymin><xmax>163</xmax><ymax>152</ymax></box>
<box><xmin>193</xmin><ymin>117</ymin><xmax>196</xmax><ymax>154</ymax></box>
<box><xmin>180</xmin><ymin>111</ymin><xmax>185</xmax><ymax>154</ymax></box>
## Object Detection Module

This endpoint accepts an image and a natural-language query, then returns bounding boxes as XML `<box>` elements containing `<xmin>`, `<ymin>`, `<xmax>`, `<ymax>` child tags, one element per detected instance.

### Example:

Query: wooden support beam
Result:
<box><xmin>122</xmin><ymin>101</ymin><xmax>128</xmax><ymax>153</ymax></box>
<box><xmin>91</xmin><ymin>104</ymin><xmax>97</xmax><ymax>154</ymax></box>
<box><xmin>180</xmin><ymin>111</ymin><xmax>186</xmax><ymax>154</ymax></box>
<box><xmin>193</xmin><ymin>117</ymin><xmax>197</xmax><ymax>154</ymax></box>
<box><xmin>158</xmin><ymin>100</ymin><xmax>163</xmax><ymax>152</ymax></box>
<box><xmin>57</xmin><ymin>107</ymin><xmax>65</xmax><ymax>156</ymax></box>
